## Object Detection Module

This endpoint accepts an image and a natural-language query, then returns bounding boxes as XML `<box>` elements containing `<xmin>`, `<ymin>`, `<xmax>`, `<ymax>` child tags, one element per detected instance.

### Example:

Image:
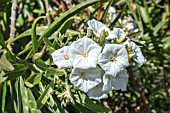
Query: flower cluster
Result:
<box><xmin>51</xmin><ymin>19</ymin><xmax>146</xmax><ymax>100</ymax></box>
<box><xmin>108</xmin><ymin>6</ymin><xmax>138</xmax><ymax>32</ymax></box>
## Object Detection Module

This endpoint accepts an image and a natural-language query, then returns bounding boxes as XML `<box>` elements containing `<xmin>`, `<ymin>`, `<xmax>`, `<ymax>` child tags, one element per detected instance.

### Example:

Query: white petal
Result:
<box><xmin>103</xmin><ymin>70</ymin><xmax>128</xmax><ymax>91</ymax></box>
<box><xmin>51</xmin><ymin>46</ymin><xmax>72</xmax><ymax>68</ymax></box>
<box><xmin>70</xmin><ymin>36</ymin><xmax>102</xmax><ymax>69</ymax></box>
<box><xmin>107</xmin><ymin>27</ymin><xmax>125</xmax><ymax>40</ymax></box>
<box><xmin>98</xmin><ymin>44</ymin><xmax>129</xmax><ymax>77</ymax></box>
<box><xmin>69</xmin><ymin>67</ymin><xmax>102</xmax><ymax>93</ymax></box>
<box><xmin>87</xmin><ymin>83</ymin><xmax>110</xmax><ymax>100</ymax></box>
<box><xmin>124</xmin><ymin>39</ymin><xmax>146</xmax><ymax>65</ymax></box>
<box><xmin>116</xmin><ymin>46</ymin><xmax>130</xmax><ymax>67</ymax></box>
<box><xmin>124</xmin><ymin>15</ymin><xmax>137</xmax><ymax>30</ymax></box>
<box><xmin>87</xmin><ymin>19</ymin><xmax>110</xmax><ymax>37</ymax></box>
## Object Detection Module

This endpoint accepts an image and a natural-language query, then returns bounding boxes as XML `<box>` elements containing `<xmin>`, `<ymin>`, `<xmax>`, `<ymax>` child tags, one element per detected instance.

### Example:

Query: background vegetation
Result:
<box><xmin>0</xmin><ymin>0</ymin><xmax>170</xmax><ymax>113</ymax></box>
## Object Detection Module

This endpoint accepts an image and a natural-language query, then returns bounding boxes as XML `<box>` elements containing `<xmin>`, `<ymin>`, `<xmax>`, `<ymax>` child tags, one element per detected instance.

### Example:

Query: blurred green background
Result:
<box><xmin>0</xmin><ymin>0</ymin><xmax>170</xmax><ymax>113</ymax></box>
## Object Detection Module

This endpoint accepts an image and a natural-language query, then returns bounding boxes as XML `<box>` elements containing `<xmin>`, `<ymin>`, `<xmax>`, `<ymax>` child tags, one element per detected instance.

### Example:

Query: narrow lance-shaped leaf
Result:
<box><xmin>14</xmin><ymin>78</ymin><xmax>22</xmax><ymax>113</ymax></box>
<box><xmin>56</xmin><ymin>16</ymin><xmax>79</xmax><ymax>36</ymax></box>
<box><xmin>0</xmin><ymin>31</ymin><xmax>9</xmax><ymax>51</ymax></box>
<box><xmin>35</xmin><ymin>59</ymin><xmax>48</xmax><ymax>71</ymax></box>
<box><xmin>20</xmin><ymin>76</ymin><xmax>29</xmax><ymax>113</ymax></box>
<box><xmin>101</xmin><ymin>0</ymin><xmax>113</xmax><ymax>22</ymax></box>
<box><xmin>78</xmin><ymin>92</ymin><xmax>110</xmax><ymax>112</ymax></box>
<box><xmin>0</xmin><ymin>70</ymin><xmax>7</xmax><ymax>85</ymax></box>
<box><xmin>71</xmin><ymin>102</ymin><xmax>93</xmax><ymax>113</ymax></box>
<box><xmin>6</xmin><ymin>64</ymin><xmax>28</xmax><ymax>80</ymax></box>
<box><xmin>153</xmin><ymin>21</ymin><xmax>167</xmax><ymax>36</ymax></box>
<box><xmin>109</xmin><ymin>4</ymin><xmax>126</xmax><ymax>29</ymax></box>
<box><xmin>1</xmin><ymin>82</ymin><xmax>7</xmax><ymax>113</ymax></box>
<box><xmin>37</xmin><ymin>81</ymin><xmax>54</xmax><ymax>109</ymax></box>
<box><xmin>31</xmin><ymin>16</ymin><xmax>45</xmax><ymax>53</ymax></box>
<box><xmin>138</xmin><ymin>5</ymin><xmax>149</xmax><ymax>24</ymax></box>
<box><xmin>126</xmin><ymin>0</ymin><xmax>143</xmax><ymax>31</ymax></box>
<box><xmin>12</xmin><ymin>26</ymin><xmax>79</xmax><ymax>44</ymax></box>
<box><xmin>27</xmin><ymin>88</ymin><xmax>41</xmax><ymax>113</ymax></box>
<box><xmin>9</xmin><ymin>80</ymin><xmax>18</xmax><ymax>113</ymax></box>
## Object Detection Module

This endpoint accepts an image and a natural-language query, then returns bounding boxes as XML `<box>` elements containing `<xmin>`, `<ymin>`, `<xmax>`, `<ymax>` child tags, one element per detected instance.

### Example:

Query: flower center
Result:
<box><xmin>110</xmin><ymin>56</ymin><xmax>116</xmax><ymax>62</ymax></box>
<box><xmin>64</xmin><ymin>54</ymin><xmax>69</xmax><ymax>60</ymax></box>
<box><xmin>108</xmin><ymin>75</ymin><xmax>113</xmax><ymax>80</ymax></box>
<box><xmin>80</xmin><ymin>72</ymin><xmax>86</xmax><ymax>77</ymax></box>
<box><xmin>82</xmin><ymin>51</ymin><xmax>88</xmax><ymax>58</ymax></box>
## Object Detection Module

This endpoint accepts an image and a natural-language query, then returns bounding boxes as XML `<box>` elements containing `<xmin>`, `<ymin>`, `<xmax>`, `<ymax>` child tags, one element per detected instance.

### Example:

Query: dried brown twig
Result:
<box><xmin>8</xmin><ymin>0</ymin><xmax>17</xmax><ymax>52</ymax></box>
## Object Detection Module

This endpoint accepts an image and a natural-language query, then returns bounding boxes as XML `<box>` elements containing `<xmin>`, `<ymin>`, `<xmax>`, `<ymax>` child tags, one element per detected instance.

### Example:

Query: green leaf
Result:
<box><xmin>20</xmin><ymin>77</ymin><xmax>29</xmax><ymax>113</ymax></box>
<box><xmin>71</xmin><ymin>102</ymin><xmax>93</xmax><ymax>113</ymax></box>
<box><xmin>126</xmin><ymin>0</ymin><xmax>143</xmax><ymax>31</ymax></box>
<box><xmin>0</xmin><ymin>54</ymin><xmax>14</xmax><ymax>71</ymax></box>
<box><xmin>13</xmin><ymin>26</ymin><xmax>78</xmax><ymax>44</ymax></box>
<box><xmin>14</xmin><ymin>78</ymin><xmax>22</xmax><ymax>113</ymax></box>
<box><xmin>0</xmin><ymin>70</ymin><xmax>7</xmax><ymax>85</ymax></box>
<box><xmin>79</xmin><ymin>92</ymin><xmax>110</xmax><ymax>112</ymax></box>
<box><xmin>37</xmin><ymin>82</ymin><xmax>54</xmax><ymax>109</ymax></box>
<box><xmin>31</xmin><ymin>16</ymin><xmax>45</xmax><ymax>53</ymax></box>
<box><xmin>15</xmin><ymin>26</ymin><xmax>49</xmax><ymax>40</ymax></box>
<box><xmin>25</xmin><ymin>73</ymin><xmax>42</xmax><ymax>87</ymax></box>
<box><xmin>0</xmin><ymin>31</ymin><xmax>9</xmax><ymax>51</ymax></box>
<box><xmin>67</xmin><ymin>29</ymin><xmax>80</xmax><ymax>36</ymax></box>
<box><xmin>109</xmin><ymin>4</ymin><xmax>126</xmax><ymax>29</ymax></box>
<box><xmin>43</xmin><ymin>36</ymin><xmax>54</xmax><ymax>48</ymax></box>
<box><xmin>139</xmin><ymin>5</ymin><xmax>149</xmax><ymax>23</ymax></box>
<box><xmin>55</xmin><ymin>16</ymin><xmax>79</xmax><ymax>36</ymax></box>
<box><xmin>35</xmin><ymin>59</ymin><xmax>48</xmax><ymax>71</ymax></box>
<box><xmin>27</xmin><ymin>89</ymin><xmax>41</xmax><ymax>113</ymax></box>
<box><xmin>1</xmin><ymin>82</ymin><xmax>7</xmax><ymax>113</ymax></box>
<box><xmin>10</xmin><ymin>80</ymin><xmax>19</xmax><ymax>113</ymax></box>
<box><xmin>33</xmin><ymin>73</ymin><xmax>42</xmax><ymax>85</ymax></box>
<box><xmin>162</xmin><ymin>36</ymin><xmax>170</xmax><ymax>50</ymax></box>
<box><xmin>101</xmin><ymin>0</ymin><xmax>113</xmax><ymax>22</ymax></box>
<box><xmin>6</xmin><ymin>64</ymin><xmax>28</xmax><ymax>80</ymax></box>
<box><xmin>45</xmin><ymin>67</ymin><xmax>66</xmax><ymax>77</ymax></box>
<box><xmin>84</xmin><ymin>97</ymin><xmax>110</xmax><ymax>112</ymax></box>
<box><xmin>153</xmin><ymin>21</ymin><xmax>167</xmax><ymax>36</ymax></box>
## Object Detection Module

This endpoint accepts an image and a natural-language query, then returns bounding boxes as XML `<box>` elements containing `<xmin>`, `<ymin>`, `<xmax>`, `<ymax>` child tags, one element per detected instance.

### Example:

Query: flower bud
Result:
<box><xmin>99</xmin><ymin>30</ymin><xmax>108</xmax><ymax>45</ymax></box>
<box><xmin>87</xmin><ymin>28</ymin><xmax>93</xmax><ymax>38</ymax></box>
<box><xmin>33</xmin><ymin>52</ymin><xmax>43</xmax><ymax>61</ymax></box>
<box><xmin>128</xmin><ymin>53</ymin><xmax>135</xmax><ymax>59</ymax></box>
<box><xmin>117</xmin><ymin>32</ymin><xmax>128</xmax><ymax>44</ymax></box>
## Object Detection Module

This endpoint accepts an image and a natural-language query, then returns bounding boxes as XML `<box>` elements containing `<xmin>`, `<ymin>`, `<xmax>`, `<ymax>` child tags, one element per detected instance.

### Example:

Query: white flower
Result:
<box><xmin>87</xmin><ymin>19</ymin><xmax>116</xmax><ymax>39</ymax></box>
<box><xmin>103</xmin><ymin>69</ymin><xmax>128</xmax><ymax>91</ymax></box>
<box><xmin>108</xmin><ymin>6</ymin><xmax>121</xmax><ymax>23</ymax></box>
<box><xmin>87</xmin><ymin>83</ymin><xmax>110</xmax><ymax>100</ymax></box>
<box><xmin>106</xmin><ymin>28</ymin><xmax>146</xmax><ymax>65</ymax></box>
<box><xmin>69</xmin><ymin>67</ymin><xmax>102</xmax><ymax>93</ymax></box>
<box><xmin>108</xmin><ymin>6</ymin><xmax>137</xmax><ymax>31</ymax></box>
<box><xmin>108</xmin><ymin>27</ymin><xmax>125</xmax><ymax>40</ymax></box>
<box><xmin>98</xmin><ymin>44</ymin><xmax>129</xmax><ymax>77</ymax></box>
<box><xmin>87</xmin><ymin>69</ymin><xmax>129</xmax><ymax>100</ymax></box>
<box><xmin>124</xmin><ymin>39</ymin><xmax>146</xmax><ymax>65</ymax></box>
<box><xmin>108</xmin><ymin>7</ymin><xmax>117</xmax><ymax>22</ymax></box>
<box><xmin>70</xmin><ymin>36</ymin><xmax>102</xmax><ymax>69</ymax></box>
<box><xmin>51</xmin><ymin>46</ymin><xmax>73</xmax><ymax>68</ymax></box>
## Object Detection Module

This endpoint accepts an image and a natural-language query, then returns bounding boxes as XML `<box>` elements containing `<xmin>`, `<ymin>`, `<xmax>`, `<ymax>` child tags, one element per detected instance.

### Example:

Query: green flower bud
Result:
<box><xmin>87</xmin><ymin>28</ymin><xmax>93</xmax><ymax>38</ymax></box>
<box><xmin>99</xmin><ymin>30</ymin><xmax>108</xmax><ymax>45</ymax></box>
<box><xmin>33</xmin><ymin>52</ymin><xmax>43</xmax><ymax>61</ymax></box>
<box><xmin>117</xmin><ymin>32</ymin><xmax>128</xmax><ymax>44</ymax></box>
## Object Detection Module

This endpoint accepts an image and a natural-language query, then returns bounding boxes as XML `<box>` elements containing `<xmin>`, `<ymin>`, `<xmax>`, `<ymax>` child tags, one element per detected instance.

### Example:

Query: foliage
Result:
<box><xmin>0</xmin><ymin>0</ymin><xmax>170</xmax><ymax>113</ymax></box>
